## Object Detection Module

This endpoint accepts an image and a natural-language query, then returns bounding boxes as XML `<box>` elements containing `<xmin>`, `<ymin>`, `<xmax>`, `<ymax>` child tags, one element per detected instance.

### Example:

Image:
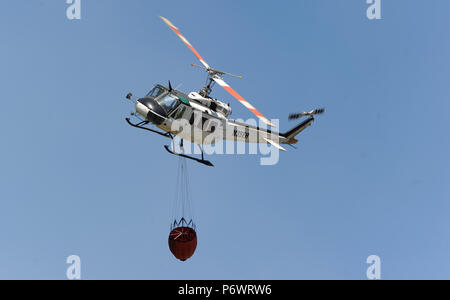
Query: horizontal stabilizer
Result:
<box><xmin>263</xmin><ymin>138</ymin><xmax>287</xmax><ymax>152</ymax></box>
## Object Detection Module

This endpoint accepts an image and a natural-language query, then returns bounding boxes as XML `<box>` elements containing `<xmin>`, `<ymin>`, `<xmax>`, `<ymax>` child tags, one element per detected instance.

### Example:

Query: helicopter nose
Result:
<box><xmin>136</xmin><ymin>97</ymin><xmax>167</xmax><ymax>125</ymax></box>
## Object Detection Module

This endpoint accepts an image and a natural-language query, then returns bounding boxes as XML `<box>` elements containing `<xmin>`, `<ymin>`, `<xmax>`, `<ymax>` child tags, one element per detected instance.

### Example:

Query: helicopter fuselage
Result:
<box><xmin>125</xmin><ymin>16</ymin><xmax>322</xmax><ymax>166</ymax></box>
<box><xmin>135</xmin><ymin>85</ymin><xmax>296</xmax><ymax>146</ymax></box>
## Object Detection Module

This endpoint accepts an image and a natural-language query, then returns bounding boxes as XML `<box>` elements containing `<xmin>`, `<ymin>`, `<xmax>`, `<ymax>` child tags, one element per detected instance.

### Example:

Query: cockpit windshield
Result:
<box><xmin>147</xmin><ymin>86</ymin><xmax>165</xmax><ymax>98</ymax></box>
<box><xmin>157</xmin><ymin>93</ymin><xmax>180</xmax><ymax>113</ymax></box>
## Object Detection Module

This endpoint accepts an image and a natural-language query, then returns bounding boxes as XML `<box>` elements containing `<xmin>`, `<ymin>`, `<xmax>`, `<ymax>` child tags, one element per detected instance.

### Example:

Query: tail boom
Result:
<box><xmin>280</xmin><ymin>117</ymin><xmax>314</xmax><ymax>145</ymax></box>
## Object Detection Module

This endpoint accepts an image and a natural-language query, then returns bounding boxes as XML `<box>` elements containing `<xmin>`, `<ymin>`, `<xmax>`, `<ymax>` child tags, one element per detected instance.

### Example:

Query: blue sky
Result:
<box><xmin>0</xmin><ymin>0</ymin><xmax>449</xmax><ymax>279</ymax></box>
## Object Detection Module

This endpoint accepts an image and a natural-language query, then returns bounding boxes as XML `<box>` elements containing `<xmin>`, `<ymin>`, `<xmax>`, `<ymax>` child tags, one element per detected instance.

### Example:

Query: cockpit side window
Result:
<box><xmin>158</xmin><ymin>94</ymin><xmax>180</xmax><ymax>114</ymax></box>
<box><xmin>147</xmin><ymin>87</ymin><xmax>165</xmax><ymax>98</ymax></box>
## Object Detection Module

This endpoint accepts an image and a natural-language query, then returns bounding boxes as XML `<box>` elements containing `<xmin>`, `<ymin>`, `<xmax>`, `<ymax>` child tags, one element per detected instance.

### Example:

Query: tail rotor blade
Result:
<box><xmin>289</xmin><ymin>108</ymin><xmax>325</xmax><ymax>120</ymax></box>
<box><xmin>311</xmin><ymin>108</ymin><xmax>325</xmax><ymax>115</ymax></box>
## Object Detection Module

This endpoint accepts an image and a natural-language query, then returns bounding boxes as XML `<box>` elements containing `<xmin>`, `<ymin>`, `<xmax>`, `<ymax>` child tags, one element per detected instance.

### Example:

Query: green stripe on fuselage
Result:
<box><xmin>178</xmin><ymin>95</ymin><xmax>190</xmax><ymax>105</ymax></box>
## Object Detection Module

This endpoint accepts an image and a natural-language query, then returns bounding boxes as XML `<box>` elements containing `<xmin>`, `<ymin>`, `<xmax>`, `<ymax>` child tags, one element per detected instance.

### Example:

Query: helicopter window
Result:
<box><xmin>158</xmin><ymin>94</ymin><xmax>180</xmax><ymax>113</ymax></box>
<box><xmin>171</xmin><ymin>106</ymin><xmax>187</xmax><ymax>120</ymax></box>
<box><xmin>147</xmin><ymin>87</ymin><xmax>165</xmax><ymax>98</ymax></box>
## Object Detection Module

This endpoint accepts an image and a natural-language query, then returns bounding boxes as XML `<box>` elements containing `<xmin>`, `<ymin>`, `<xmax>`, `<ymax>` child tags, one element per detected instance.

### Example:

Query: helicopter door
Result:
<box><xmin>171</xmin><ymin>105</ymin><xmax>188</xmax><ymax>120</ymax></box>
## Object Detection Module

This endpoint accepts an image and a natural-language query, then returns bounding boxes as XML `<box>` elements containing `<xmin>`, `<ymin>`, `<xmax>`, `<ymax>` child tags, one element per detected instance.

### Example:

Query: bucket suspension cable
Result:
<box><xmin>168</xmin><ymin>155</ymin><xmax>197</xmax><ymax>262</ymax></box>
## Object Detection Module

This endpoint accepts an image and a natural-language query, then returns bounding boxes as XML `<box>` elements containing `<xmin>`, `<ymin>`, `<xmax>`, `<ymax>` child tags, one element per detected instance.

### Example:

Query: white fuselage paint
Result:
<box><xmin>135</xmin><ymin>99</ymin><xmax>291</xmax><ymax>146</ymax></box>
<box><xmin>162</xmin><ymin>111</ymin><xmax>286</xmax><ymax>146</ymax></box>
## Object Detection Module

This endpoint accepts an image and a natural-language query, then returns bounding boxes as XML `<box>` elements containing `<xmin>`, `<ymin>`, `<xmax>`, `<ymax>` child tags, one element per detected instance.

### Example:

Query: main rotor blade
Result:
<box><xmin>212</xmin><ymin>76</ymin><xmax>275</xmax><ymax>127</ymax></box>
<box><xmin>160</xmin><ymin>16</ymin><xmax>273</xmax><ymax>127</ymax></box>
<box><xmin>160</xmin><ymin>16</ymin><xmax>210</xmax><ymax>69</ymax></box>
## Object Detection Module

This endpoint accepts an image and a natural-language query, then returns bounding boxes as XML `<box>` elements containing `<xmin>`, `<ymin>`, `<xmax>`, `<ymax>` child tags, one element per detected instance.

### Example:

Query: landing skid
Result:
<box><xmin>125</xmin><ymin>118</ymin><xmax>171</xmax><ymax>138</ymax></box>
<box><xmin>126</xmin><ymin>117</ymin><xmax>214</xmax><ymax>167</ymax></box>
<box><xmin>164</xmin><ymin>145</ymin><xmax>214</xmax><ymax>167</ymax></box>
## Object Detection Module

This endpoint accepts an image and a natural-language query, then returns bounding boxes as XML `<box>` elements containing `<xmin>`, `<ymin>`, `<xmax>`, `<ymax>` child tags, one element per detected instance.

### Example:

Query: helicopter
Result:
<box><xmin>124</xmin><ymin>16</ymin><xmax>324</xmax><ymax>167</ymax></box>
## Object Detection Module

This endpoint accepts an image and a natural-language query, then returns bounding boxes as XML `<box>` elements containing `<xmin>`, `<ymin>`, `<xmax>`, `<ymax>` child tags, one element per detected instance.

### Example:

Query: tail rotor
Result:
<box><xmin>289</xmin><ymin>108</ymin><xmax>325</xmax><ymax>120</ymax></box>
